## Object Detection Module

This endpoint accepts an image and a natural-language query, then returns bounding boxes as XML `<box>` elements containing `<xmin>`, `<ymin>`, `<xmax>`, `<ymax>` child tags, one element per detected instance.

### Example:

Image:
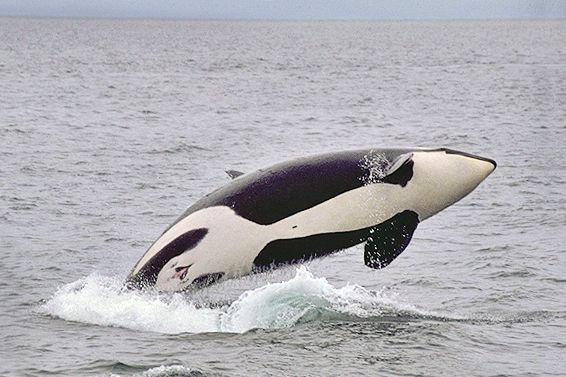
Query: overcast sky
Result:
<box><xmin>0</xmin><ymin>0</ymin><xmax>565</xmax><ymax>20</ymax></box>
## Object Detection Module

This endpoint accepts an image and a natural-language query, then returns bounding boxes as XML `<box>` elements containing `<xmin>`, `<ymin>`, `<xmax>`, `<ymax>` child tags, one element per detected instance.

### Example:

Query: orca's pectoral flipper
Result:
<box><xmin>364</xmin><ymin>210</ymin><xmax>419</xmax><ymax>269</ymax></box>
<box><xmin>382</xmin><ymin>153</ymin><xmax>414</xmax><ymax>187</ymax></box>
<box><xmin>225</xmin><ymin>170</ymin><xmax>245</xmax><ymax>179</ymax></box>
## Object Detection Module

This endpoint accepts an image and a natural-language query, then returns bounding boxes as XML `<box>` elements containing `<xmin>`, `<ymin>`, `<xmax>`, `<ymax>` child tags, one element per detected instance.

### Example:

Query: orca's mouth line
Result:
<box><xmin>438</xmin><ymin>148</ymin><xmax>497</xmax><ymax>168</ymax></box>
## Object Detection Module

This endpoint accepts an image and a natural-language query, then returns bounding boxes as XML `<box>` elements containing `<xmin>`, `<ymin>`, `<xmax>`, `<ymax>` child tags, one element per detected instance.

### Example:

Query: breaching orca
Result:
<box><xmin>126</xmin><ymin>148</ymin><xmax>496</xmax><ymax>292</ymax></box>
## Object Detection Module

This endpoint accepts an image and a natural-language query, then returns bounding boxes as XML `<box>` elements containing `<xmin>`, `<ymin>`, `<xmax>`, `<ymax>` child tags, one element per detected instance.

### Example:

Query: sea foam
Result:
<box><xmin>40</xmin><ymin>266</ymin><xmax>435</xmax><ymax>334</ymax></box>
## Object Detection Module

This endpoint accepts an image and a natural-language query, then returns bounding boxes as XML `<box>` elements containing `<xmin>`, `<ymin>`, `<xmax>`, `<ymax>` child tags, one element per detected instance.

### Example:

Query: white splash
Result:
<box><xmin>40</xmin><ymin>267</ymin><xmax>436</xmax><ymax>334</ymax></box>
<box><xmin>139</xmin><ymin>365</ymin><xmax>197</xmax><ymax>377</ymax></box>
<box><xmin>108</xmin><ymin>365</ymin><xmax>202</xmax><ymax>377</ymax></box>
<box><xmin>359</xmin><ymin>151</ymin><xmax>390</xmax><ymax>185</ymax></box>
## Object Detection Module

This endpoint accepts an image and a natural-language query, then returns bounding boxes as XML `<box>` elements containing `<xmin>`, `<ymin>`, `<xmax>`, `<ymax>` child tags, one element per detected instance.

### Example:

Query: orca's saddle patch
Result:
<box><xmin>364</xmin><ymin>210</ymin><xmax>419</xmax><ymax>269</ymax></box>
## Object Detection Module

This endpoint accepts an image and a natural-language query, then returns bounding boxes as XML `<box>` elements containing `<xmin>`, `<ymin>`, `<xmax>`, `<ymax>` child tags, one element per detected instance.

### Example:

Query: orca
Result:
<box><xmin>126</xmin><ymin>148</ymin><xmax>496</xmax><ymax>292</ymax></box>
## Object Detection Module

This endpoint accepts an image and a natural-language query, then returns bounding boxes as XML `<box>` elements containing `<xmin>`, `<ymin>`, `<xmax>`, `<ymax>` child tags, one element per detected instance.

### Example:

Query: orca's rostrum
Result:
<box><xmin>126</xmin><ymin>148</ymin><xmax>496</xmax><ymax>292</ymax></box>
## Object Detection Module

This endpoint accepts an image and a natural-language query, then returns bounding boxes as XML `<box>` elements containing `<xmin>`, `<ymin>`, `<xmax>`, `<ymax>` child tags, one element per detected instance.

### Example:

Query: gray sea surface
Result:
<box><xmin>1</xmin><ymin>17</ymin><xmax>565</xmax><ymax>376</ymax></box>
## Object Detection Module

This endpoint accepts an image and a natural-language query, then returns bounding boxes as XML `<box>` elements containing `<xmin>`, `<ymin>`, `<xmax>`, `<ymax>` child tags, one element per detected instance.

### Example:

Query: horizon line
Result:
<box><xmin>1</xmin><ymin>14</ymin><xmax>565</xmax><ymax>22</ymax></box>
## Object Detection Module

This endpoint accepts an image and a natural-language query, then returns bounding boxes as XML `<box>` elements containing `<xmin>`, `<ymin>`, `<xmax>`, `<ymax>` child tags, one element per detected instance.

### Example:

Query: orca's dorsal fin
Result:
<box><xmin>225</xmin><ymin>170</ymin><xmax>245</xmax><ymax>179</ymax></box>
<box><xmin>364</xmin><ymin>210</ymin><xmax>419</xmax><ymax>269</ymax></box>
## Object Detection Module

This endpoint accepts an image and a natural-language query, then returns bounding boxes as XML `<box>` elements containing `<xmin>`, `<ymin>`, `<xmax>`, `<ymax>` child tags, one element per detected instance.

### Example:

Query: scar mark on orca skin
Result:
<box><xmin>173</xmin><ymin>264</ymin><xmax>192</xmax><ymax>280</ymax></box>
<box><xmin>126</xmin><ymin>228</ymin><xmax>208</xmax><ymax>289</ymax></box>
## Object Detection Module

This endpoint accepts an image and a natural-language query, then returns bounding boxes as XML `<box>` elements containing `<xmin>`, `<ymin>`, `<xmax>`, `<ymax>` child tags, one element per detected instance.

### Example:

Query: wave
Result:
<box><xmin>39</xmin><ymin>267</ymin><xmax>447</xmax><ymax>335</ymax></box>
<box><xmin>146</xmin><ymin>142</ymin><xmax>211</xmax><ymax>155</ymax></box>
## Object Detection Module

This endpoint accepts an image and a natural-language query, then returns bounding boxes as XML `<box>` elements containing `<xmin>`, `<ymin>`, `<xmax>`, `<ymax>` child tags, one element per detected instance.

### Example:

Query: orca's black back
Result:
<box><xmin>177</xmin><ymin>148</ymin><xmax>412</xmax><ymax>225</ymax></box>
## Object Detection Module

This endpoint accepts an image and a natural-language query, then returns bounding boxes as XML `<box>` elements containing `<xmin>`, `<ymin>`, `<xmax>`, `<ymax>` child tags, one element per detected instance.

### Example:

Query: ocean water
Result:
<box><xmin>1</xmin><ymin>17</ymin><xmax>565</xmax><ymax>376</ymax></box>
